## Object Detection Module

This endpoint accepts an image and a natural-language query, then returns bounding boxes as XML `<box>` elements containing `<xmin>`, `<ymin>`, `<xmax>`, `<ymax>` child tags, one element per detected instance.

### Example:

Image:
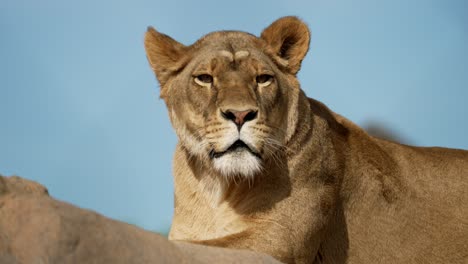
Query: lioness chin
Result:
<box><xmin>144</xmin><ymin>16</ymin><xmax>468</xmax><ymax>264</ymax></box>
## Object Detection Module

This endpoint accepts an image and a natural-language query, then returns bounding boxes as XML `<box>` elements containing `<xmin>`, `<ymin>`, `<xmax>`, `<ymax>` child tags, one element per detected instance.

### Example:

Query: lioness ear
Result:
<box><xmin>261</xmin><ymin>16</ymin><xmax>310</xmax><ymax>74</ymax></box>
<box><xmin>144</xmin><ymin>27</ymin><xmax>188</xmax><ymax>87</ymax></box>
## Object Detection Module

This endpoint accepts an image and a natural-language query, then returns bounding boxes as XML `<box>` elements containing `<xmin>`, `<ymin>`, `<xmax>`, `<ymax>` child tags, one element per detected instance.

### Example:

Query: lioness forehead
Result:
<box><xmin>187</xmin><ymin>32</ymin><xmax>270</xmax><ymax>71</ymax></box>
<box><xmin>218</xmin><ymin>50</ymin><xmax>250</xmax><ymax>62</ymax></box>
<box><xmin>195</xmin><ymin>31</ymin><xmax>261</xmax><ymax>52</ymax></box>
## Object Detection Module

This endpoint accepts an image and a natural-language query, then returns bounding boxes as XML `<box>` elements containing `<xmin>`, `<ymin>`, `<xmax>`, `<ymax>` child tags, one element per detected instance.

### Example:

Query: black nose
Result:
<box><xmin>221</xmin><ymin>109</ymin><xmax>258</xmax><ymax>129</ymax></box>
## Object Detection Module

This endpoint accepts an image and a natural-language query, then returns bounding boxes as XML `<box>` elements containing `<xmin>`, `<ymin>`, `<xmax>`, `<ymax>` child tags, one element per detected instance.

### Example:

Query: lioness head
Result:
<box><xmin>145</xmin><ymin>17</ymin><xmax>310</xmax><ymax>179</ymax></box>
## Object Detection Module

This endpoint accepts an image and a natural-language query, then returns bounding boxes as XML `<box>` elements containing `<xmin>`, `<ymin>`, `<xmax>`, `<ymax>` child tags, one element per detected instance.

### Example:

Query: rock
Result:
<box><xmin>0</xmin><ymin>175</ymin><xmax>281</xmax><ymax>264</ymax></box>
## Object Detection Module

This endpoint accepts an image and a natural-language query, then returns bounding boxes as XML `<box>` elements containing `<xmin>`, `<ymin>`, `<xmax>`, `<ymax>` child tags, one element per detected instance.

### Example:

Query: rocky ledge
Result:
<box><xmin>0</xmin><ymin>175</ymin><xmax>281</xmax><ymax>264</ymax></box>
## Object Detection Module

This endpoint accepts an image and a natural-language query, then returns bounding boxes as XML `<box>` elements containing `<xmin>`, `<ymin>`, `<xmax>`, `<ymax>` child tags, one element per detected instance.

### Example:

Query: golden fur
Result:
<box><xmin>144</xmin><ymin>17</ymin><xmax>468</xmax><ymax>264</ymax></box>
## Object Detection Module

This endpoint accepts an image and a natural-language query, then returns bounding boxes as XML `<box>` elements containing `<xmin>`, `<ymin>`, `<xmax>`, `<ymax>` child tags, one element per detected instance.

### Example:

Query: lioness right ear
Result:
<box><xmin>144</xmin><ymin>27</ymin><xmax>188</xmax><ymax>88</ymax></box>
<box><xmin>261</xmin><ymin>16</ymin><xmax>310</xmax><ymax>75</ymax></box>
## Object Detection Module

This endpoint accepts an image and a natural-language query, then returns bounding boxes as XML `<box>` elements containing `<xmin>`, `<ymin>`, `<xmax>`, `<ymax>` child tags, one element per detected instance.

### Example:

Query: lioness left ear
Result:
<box><xmin>144</xmin><ymin>27</ymin><xmax>188</xmax><ymax>88</ymax></box>
<box><xmin>261</xmin><ymin>16</ymin><xmax>310</xmax><ymax>75</ymax></box>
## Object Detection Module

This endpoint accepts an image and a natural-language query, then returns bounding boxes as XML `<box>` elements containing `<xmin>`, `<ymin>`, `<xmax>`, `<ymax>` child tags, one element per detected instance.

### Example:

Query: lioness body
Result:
<box><xmin>145</xmin><ymin>17</ymin><xmax>468</xmax><ymax>263</ymax></box>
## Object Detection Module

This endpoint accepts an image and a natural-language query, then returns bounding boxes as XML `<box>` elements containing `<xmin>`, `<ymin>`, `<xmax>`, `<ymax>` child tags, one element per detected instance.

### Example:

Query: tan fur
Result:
<box><xmin>144</xmin><ymin>16</ymin><xmax>468</xmax><ymax>264</ymax></box>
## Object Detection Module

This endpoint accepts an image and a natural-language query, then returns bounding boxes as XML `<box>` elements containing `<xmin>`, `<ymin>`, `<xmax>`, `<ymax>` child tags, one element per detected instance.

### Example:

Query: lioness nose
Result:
<box><xmin>221</xmin><ymin>109</ymin><xmax>258</xmax><ymax>129</ymax></box>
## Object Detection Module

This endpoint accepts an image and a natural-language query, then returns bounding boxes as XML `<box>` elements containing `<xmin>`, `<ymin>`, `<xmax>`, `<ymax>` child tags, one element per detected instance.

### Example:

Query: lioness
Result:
<box><xmin>144</xmin><ymin>17</ymin><xmax>468</xmax><ymax>264</ymax></box>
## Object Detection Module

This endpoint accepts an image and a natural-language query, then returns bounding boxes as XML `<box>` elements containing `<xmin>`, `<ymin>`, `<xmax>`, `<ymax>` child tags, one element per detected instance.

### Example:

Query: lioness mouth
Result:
<box><xmin>209</xmin><ymin>140</ymin><xmax>261</xmax><ymax>159</ymax></box>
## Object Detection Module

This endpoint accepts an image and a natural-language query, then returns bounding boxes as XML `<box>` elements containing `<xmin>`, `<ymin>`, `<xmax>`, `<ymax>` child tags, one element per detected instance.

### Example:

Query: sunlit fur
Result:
<box><xmin>145</xmin><ymin>16</ymin><xmax>468</xmax><ymax>264</ymax></box>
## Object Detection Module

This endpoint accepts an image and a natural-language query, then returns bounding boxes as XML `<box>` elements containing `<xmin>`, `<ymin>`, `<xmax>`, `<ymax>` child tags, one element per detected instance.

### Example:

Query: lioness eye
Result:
<box><xmin>256</xmin><ymin>74</ymin><xmax>273</xmax><ymax>86</ymax></box>
<box><xmin>195</xmin><ymin>74</ymin><xmax>213</xmax><ymax>85</ymax></box>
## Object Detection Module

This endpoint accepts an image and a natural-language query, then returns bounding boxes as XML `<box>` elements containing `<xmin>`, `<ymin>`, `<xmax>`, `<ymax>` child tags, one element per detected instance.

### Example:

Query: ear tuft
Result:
<box><xmin>261</xmin><ymin>16</ymin><xmax>310</xmax><ymax>74</ymax></box>
<box><xmin>144</xmin><ymin>27</ymin><xmax>188</xmax><ymax>87</ymax></box>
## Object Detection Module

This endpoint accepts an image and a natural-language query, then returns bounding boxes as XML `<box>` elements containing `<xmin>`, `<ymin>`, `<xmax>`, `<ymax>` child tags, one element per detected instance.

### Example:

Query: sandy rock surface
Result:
<box><xmin>0</xmin><ymin>175</ymin><xmax>281</xmax><ymax>264</ymax></box>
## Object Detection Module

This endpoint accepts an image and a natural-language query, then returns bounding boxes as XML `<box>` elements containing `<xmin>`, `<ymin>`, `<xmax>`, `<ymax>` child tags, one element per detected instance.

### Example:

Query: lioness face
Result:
<box><xmin>145</xmin><ymin>18</ymin><xmax>310</xmax><ymax>179</ymax></box>
<box><xmin>170</xmin><ymin>36</ymin><xmax>286</xmax><ymax>179</ymax></box>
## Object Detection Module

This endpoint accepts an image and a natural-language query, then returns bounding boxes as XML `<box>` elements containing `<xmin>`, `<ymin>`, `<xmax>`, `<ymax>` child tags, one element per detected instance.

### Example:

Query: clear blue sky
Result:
<box><xmin>1</xmin><ymin>0</ymin><xmax>467</xmax><ymax>233</ymax></box>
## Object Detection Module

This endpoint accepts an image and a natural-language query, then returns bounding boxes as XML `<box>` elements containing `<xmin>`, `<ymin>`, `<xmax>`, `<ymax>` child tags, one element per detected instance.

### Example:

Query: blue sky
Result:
<box><xmin>1</xmin><ymin>0</ymin><xmax>467</xmax><ymax>233</ymax></box>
